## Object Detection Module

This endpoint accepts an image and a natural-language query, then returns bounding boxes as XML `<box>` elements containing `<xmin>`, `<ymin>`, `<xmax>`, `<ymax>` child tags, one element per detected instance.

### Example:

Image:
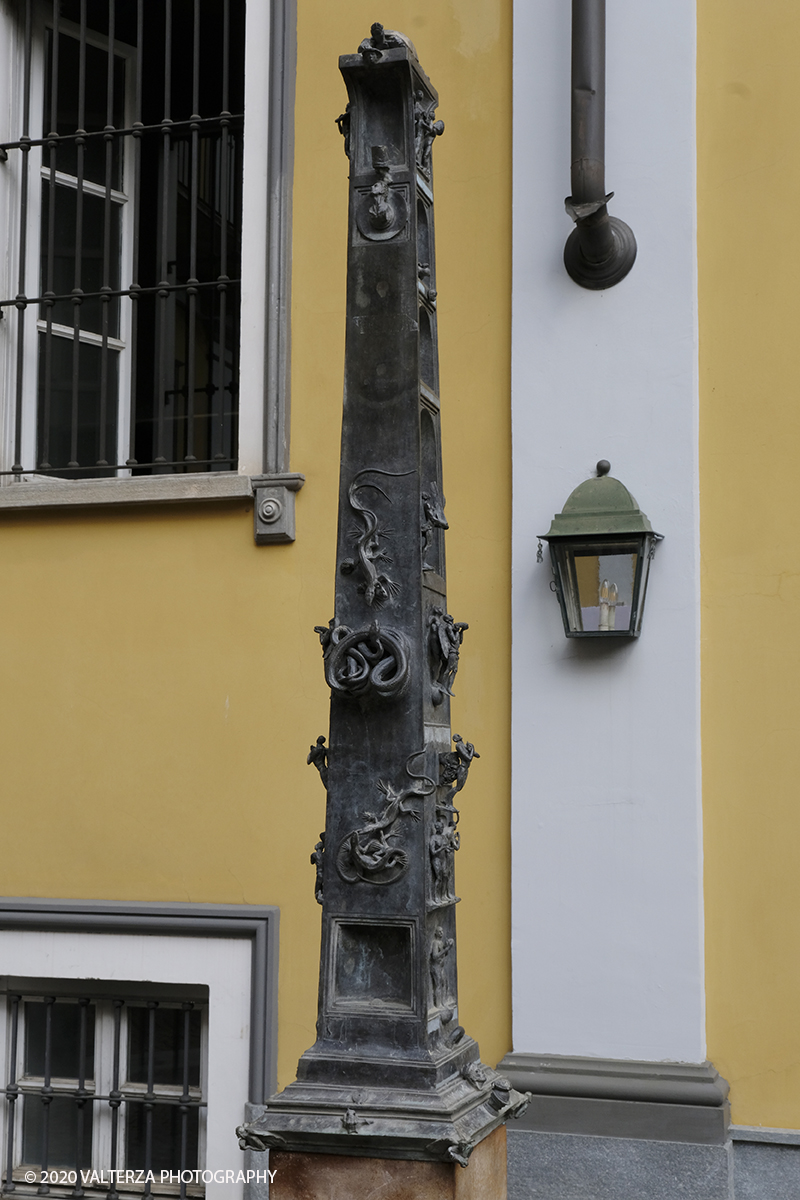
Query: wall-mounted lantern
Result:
<box><xmin>540</xmin><ymin>461</ymin><xmax>662</xmax><ymax>639</ymax></box>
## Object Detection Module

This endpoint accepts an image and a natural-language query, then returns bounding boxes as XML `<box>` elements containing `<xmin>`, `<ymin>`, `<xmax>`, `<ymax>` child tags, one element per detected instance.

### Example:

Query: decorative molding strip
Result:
<box><xmin>0</xmin><ymin>474</ymin><xmax>253</xmax><ymax>510</ymax></box>
<box><xmin>0</xmin><ymin>897</ymin><xmax>280</xmax><ymax>1103</ymax></box>
<box><xmin>730</xmin><ymin>1125</ymin><xmax>800</xmax><ymax>1146</ymax></box>
<box><xmin>498</xmin><ymin>1053</ymin><xmax>730</xmax><ymax>1146</ymax></box>
<box><xmin>498</xmin><ymin>1053</ymin><xmax>729</xmax><ymax>1106</ymax></box>
<box><xmin>263</xmin><ymin>0</ymin><xmax>297</xmax><ymax>474</ymax></box>
<box><xmin>0</xmin><ymin>472</ymin><xmax>305</xmax><ymax>527</ymax></box>
<box><xmin>250</xmin><ymin>474</ymin><xmax>305</xmax><ymax>492</ymax></box>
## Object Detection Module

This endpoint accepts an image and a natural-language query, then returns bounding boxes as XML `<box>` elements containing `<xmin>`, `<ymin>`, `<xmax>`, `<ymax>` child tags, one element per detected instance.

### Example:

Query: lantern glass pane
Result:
<box><xmin>574</xmin><ymin>551</ymin><xmax>638</xmax><ymax>632</ymax></box>
<box><xmin>633</xmin><ymin>541</ymin><xmax>653</xmax><ymax>634</ymax></box>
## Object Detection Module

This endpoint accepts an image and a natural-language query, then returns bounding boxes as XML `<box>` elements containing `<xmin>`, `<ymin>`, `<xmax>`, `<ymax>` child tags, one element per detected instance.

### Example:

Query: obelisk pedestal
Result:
<box><xmin>269</xmin><ymin>1125</ymin><xmax>507</xmax><ymax>1200</ymax></box>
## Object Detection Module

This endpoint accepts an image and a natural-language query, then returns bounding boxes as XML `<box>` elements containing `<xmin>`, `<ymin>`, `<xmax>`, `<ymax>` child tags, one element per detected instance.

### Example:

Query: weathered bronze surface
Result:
<box><xmin>237</xmin><ymin>24</ymin><xmax>528</xmax><ymax>1166</ymax></box>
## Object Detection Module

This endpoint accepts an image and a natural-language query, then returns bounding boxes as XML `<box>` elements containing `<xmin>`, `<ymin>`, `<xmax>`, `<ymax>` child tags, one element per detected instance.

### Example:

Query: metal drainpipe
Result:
<box><xmin>564</xmin><ymin>0</ymin><xmax>636</xmax><ymax>289</ymax></box>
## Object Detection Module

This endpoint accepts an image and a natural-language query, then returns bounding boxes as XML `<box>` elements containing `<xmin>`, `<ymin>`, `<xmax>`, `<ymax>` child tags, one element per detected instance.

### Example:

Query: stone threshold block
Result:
<box><xmin>731</xmin><ymin>1125</ymin><xmax>800</xmax><ymax>1200</ymax></box>
<box><xmin>507</xmin><ymin>1129</ymin><xmax>732</xmax><ymax>1200</ymax></box>
<box><xmin>269</xmin><ymin>1124</ymin><xmax>507</xmax><ymax>1200</ymax></box>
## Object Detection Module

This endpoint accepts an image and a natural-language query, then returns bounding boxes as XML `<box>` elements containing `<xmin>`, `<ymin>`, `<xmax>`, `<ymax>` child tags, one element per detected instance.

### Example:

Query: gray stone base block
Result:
<box><xmin>514</xmin><ymin>1093</ymin><xmax>729</xmax><ymax>1145</ymax></box>
<box><xmin>733</xmin><ymin>1142</ymin><xmax>799</xmax><ymax>1200</ymax></box>
<box><xmin>731</xmin><ymin>1130</ymin><xmax>800</xmax><ymax>1200</ymax></box>
<box><xmin>507</xmin><ymin>1128</ymin><xmax>734</xmax><ymax>1200</ymax></box>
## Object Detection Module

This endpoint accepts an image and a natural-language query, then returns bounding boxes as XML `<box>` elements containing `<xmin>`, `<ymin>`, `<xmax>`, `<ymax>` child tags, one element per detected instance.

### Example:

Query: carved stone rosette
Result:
<box><xmin>238</xmin><ymin>23</ymin><xmax>529</xmax><ymax>1166</ymax></box>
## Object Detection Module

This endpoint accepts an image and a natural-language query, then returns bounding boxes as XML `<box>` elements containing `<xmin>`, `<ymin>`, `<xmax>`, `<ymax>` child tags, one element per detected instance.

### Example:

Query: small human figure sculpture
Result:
<box><xmin>418</xmin><ymin>263</ymin><xmax>437</xmax><ymax>307</ymax></box>
<box><xmin>444</xmin><ymin>821</ymin><xmax>460</xmax><ymax>894</ymax></box>
<box><xmin>368</xmin><ymin>146</ymin><xmax>394</xmax><ymax>231</ymax></box>
<box><xmin>429</xmin><ymin>925</ymin><xmax>454</xmax><ymax>1009</ymax></box>
<box><xmin>439</xmin><ymin>733</ymin><xmax>480</xmax><ymax>797</ymax></box>
<box><xmin>414</xmin><ymin>89</ymin><xmax>445</xmax><ymax>178</ymax></box>
<box><xmin>307</xmin><ymin>735</ymin><xmax>329</xmax><ymax>789</ymax></box>
<box><xmin>421</xmin><ymin>482</ymin><xmax>448</xmax><ymax>571</ymax></box>
<box><xmin>429</xmin><ymin>607</ymin><xmax>468</xmax><ymax>703</ymax></box>
<box><xmin>429</xmin><ymin>819</ymin><xmax>450</xmax><ymax>904</ymax></box>
<box><xmin>430</xmin><ymin>817</ymin><xmax>460</xmax><ymax>904</ymax></box>
<box><xmin>335</xmin><ymin>104</ymin><xmax>351</xmax><ymax>158</ymax></box>
<box><xmin>358</xmin><ymin>23</ymin><xmax>416</xmax><ymax>59</ymax></box>
<box><xmin>310</xmin><ymin>833</ymin><xmax>325</xmax><ymax>905</ymax></box>
<box><xmin>442</xmin><ymin>617</ymin><xmax>468</xmax><ymax>695</ymax></box>
<box><xmin>452</xmin><ymin>734</ymin><xmax>479</xmax><ymax>791</ymax></box>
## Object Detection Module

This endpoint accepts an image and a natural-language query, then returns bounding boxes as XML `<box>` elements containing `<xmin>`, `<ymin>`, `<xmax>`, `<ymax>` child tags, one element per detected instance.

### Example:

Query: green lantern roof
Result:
<box><xmin>541</xmin><ymin>461</ymin><xmax>656</xmax><ymax>539</ymax></box>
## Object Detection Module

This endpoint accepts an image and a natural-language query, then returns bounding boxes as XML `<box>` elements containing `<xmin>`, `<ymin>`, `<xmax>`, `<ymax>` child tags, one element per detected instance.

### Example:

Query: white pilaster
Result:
<box><xmin>511</xmin><ymin>0</ymin><xmax>702</xmax><ymax>1062</ymax></box>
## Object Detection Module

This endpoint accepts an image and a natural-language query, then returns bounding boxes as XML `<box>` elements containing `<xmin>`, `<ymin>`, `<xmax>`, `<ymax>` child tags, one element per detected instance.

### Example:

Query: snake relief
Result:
<box><xmin>336</xmin><ymin>753</ymin><xmax>435</xmax><ymax>885</ymax></box>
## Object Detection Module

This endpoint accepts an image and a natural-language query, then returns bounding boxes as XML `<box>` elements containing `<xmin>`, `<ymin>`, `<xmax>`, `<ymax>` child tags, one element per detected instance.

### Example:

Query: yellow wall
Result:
<box><xmin>0</xmin><ymin>1</ymin><xmax>513</xmax><ymax>1092</ymax></box>
<box><xmin>699</xmin><ymin>0</ymin><xmax>800</xmax><ymax>1128</ymax></box>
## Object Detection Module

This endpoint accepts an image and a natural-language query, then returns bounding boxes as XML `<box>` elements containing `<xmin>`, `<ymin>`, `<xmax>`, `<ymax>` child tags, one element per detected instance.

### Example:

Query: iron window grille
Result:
<box><xmin>0</xmin><ymin>0</ymin><xmax>245</xmax><ymax>480</ymax></box>
<box><xmin>3</xmin><ymin>985</ymin><xmax>208</xmax><ymax>1199</ymax></box>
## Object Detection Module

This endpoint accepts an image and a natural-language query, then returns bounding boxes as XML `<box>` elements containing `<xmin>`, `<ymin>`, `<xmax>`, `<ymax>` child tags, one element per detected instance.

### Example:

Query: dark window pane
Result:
<box><xmin>37</xmin><ymin>335</ymin><xmax>119</xmax><ymax>474</ymax></box>
<box><xmin>40</xmin><ymin>182</ymin><xmax>121</xmax><ymax>335</ymax></box>
<box><xmin>125</xmin><ymin>1102</ymin><xmax>198</xmax><ymax>1174</ymax></box>
<box><xmin>25</xmin><ymin>1003</ymin><xmax>95</xmax><ymax>1080</ymax></box>
<box><xmin>22</xmin><ymin>1095</ymin><xmax>93</xmax><ymax>1169</ymax></box>
<box><xmin>131</xmin><ymin>0</ymin><xmax>245</xmax><ymax>473</ymax></box>
<box><xmin>43</xmin><ymin>32</ymin><xmax>126</xmax><ymax>188</ymax></box>
<box><xmin>127</xmin><ymin>1009</ymin><xmax>201</xmax><ymax>1088</ymax></box>
<box><xmin>32</xmin><ymin>0</ymin><xmax>246</xmax><ymax>476</ymax></box>
<box><xmin>133</xmin><ymin>127</ymin><xmax>242</xmax><ymax>471</ymax></box>
<box><xmin>58</xmin><ymin>0</ymin><xmax>139</xmax><ymax>47</ymax></box>
<box><xmin>136</xmin><ymin>0</ymin><xmax>245</xmax><ymax>126</ymax></box>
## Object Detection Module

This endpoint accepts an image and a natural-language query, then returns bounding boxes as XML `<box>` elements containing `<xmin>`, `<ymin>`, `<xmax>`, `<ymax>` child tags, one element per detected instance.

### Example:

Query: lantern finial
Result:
<box><xmin>596</xmin><ymin>459</ymin><xmax>611</xmax><ymax>477</ymax></box>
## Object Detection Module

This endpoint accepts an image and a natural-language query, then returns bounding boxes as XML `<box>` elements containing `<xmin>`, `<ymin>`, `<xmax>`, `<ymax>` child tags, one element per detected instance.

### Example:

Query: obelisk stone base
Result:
<box><xmin>269</xmin><ymin>1124</ymin><xmax>507</xmax><ymax>1200</ymax></box>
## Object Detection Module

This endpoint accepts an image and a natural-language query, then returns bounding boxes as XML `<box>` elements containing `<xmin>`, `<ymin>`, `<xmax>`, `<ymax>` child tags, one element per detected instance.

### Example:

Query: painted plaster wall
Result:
<box><xmin>511</xmin><ymin>0</ymin><xmax>703</xmax><ymax>1061</ymax></box>
<box><xmin>699</xmin><ymin>0</ymin><xmax>800</xmax><ymax>1129</ymax></box>
<box><xmin>0</xmin><ymin>1</ymin><xmax>513</xmax><ymax>1090</ymax></box>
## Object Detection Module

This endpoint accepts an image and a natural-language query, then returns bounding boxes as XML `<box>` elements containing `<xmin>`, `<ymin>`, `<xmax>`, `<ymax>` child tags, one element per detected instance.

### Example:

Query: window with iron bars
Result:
<box><xmin>0</xmin><ymin>0</ymin><xmax>245</xmax><ymax>480</ymax></box>
<box><xmin>3</xmin><ymin>985</ymin><xmax>208</xmax><ymax>1198</ymax></box>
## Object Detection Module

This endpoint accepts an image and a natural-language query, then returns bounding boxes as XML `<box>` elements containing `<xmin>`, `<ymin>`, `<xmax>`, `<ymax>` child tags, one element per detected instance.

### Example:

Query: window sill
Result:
<box><xmin>0</xmin><ymin>472</ymin><xmax>305</xmax><ymax>542</ymax></box>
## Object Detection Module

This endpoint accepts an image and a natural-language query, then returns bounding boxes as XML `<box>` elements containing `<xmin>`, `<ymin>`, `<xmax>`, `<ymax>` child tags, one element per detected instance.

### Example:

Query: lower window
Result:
<box><xmin>0</xmin><ymin>901</ymin><xmax>277</xmax><ymax>1200</ymax></box>
<box><xmin>5</xmin><ymin>983</ymin><xmax>207</xmax><ymax>1197</ymax></box>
